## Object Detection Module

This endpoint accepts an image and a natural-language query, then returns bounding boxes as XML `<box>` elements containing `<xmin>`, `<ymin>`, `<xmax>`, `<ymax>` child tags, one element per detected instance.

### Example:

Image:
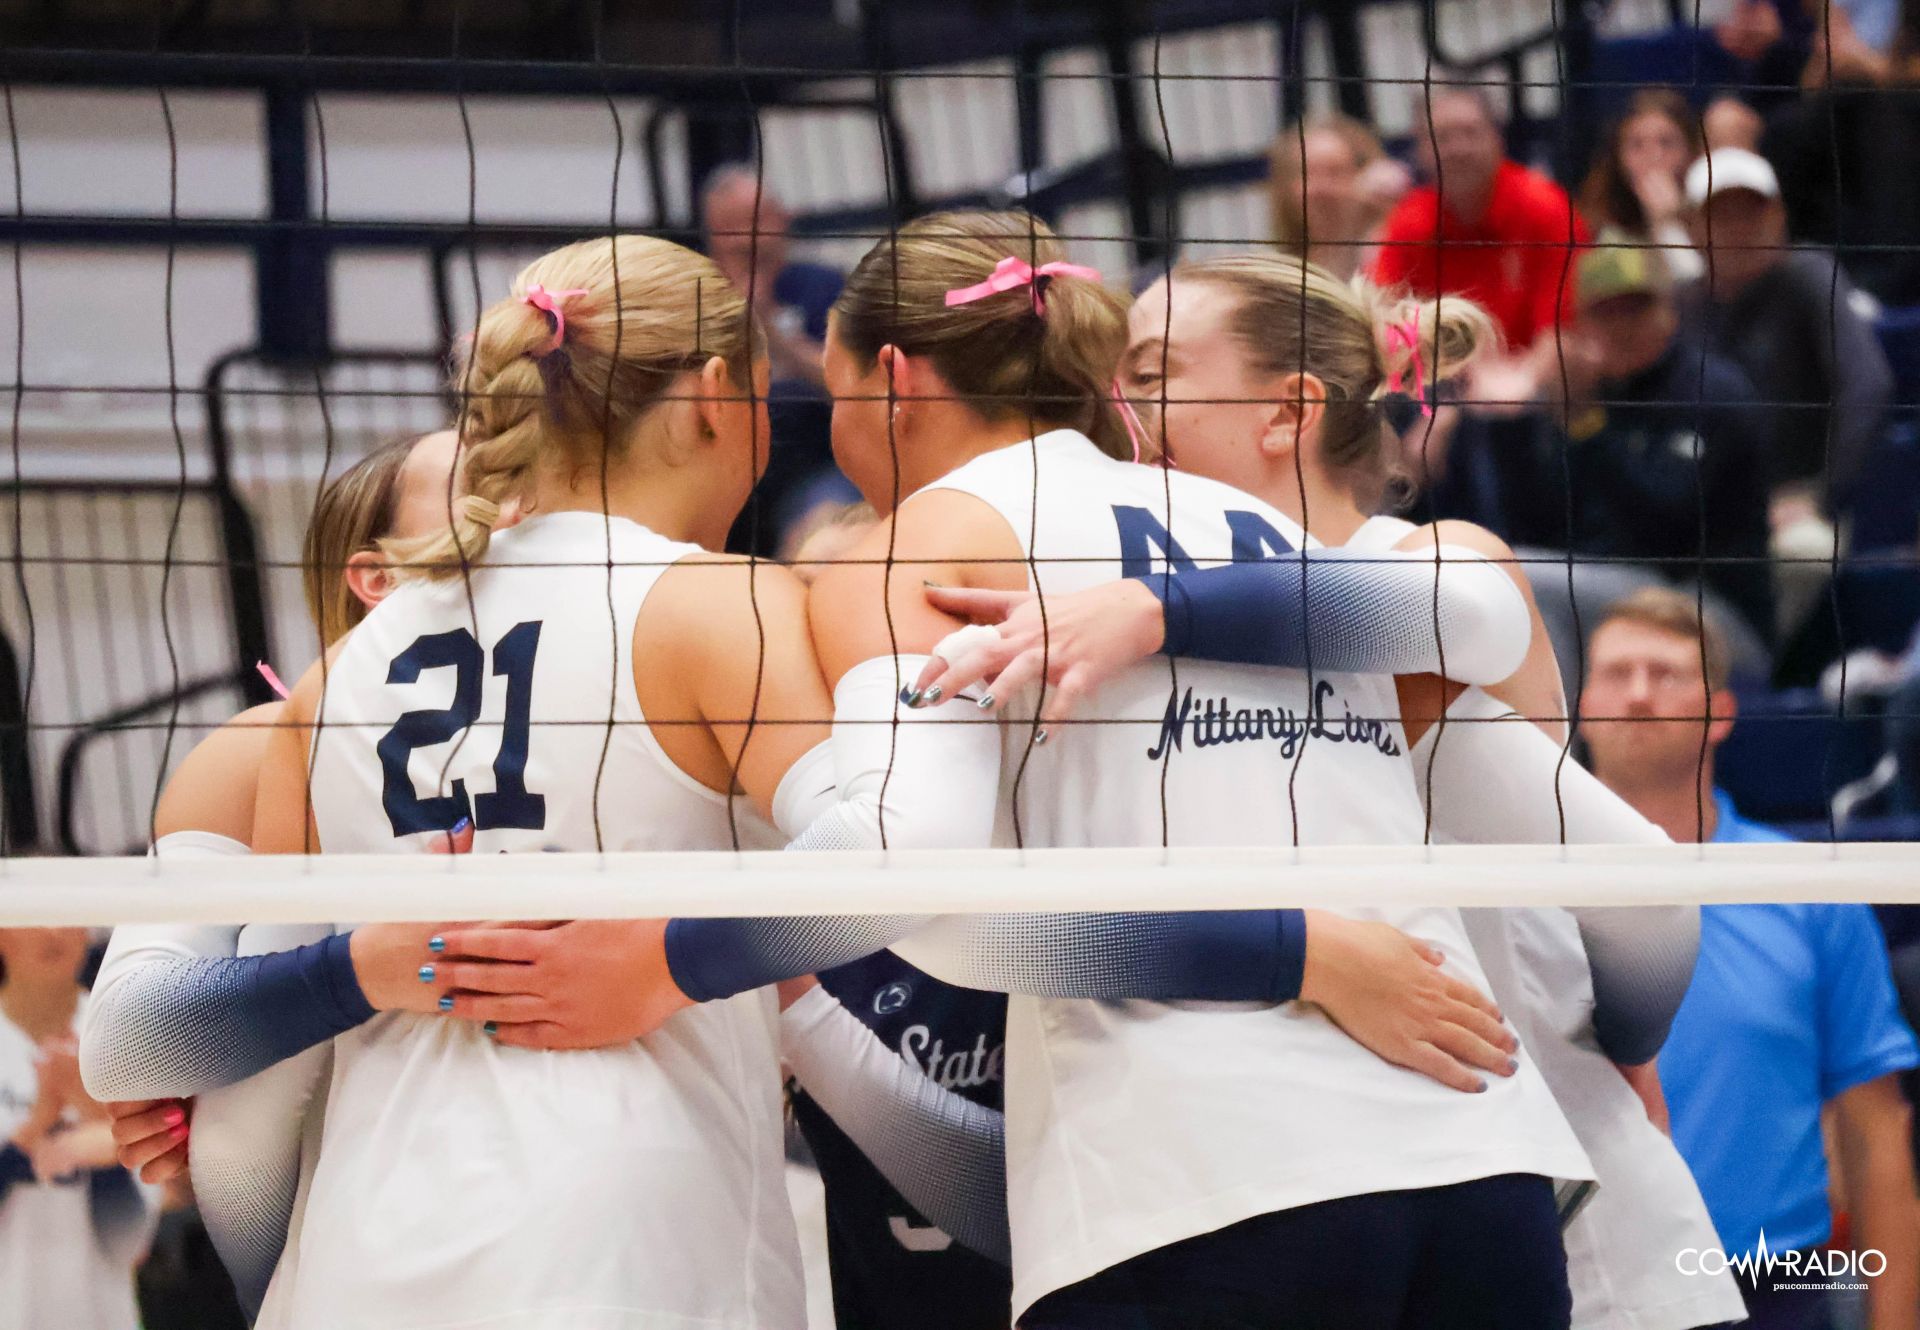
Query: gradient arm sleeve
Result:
<box><xmin>668</xmin><ymin>662</ymin><xmax>1312</xmax><ymax>1001</ymax></box>
<box><xmin>667</xmin><ymin>661</ymin><xmax>1313</xmax><ymax>1003</ymax></box>
<box><xmin>86</xmin><ymin>1166</ymin><xmax>159</xmax><ymax>1271</ymax></box>
<box><xmin>81</xmin><ymin>844</ymin><xmax>371</xmax><ymax>1101</ymax></box>
<box><xmin>1145</xmin><ymin>545</ymin><xmax>1530</xmax><ymax>685</ymax></box>
<box><xmin>188</xmin><ymin>922</ymin><xmax>336</xmax><ymax>1320</ymax></box>
<box><xmin>781</xmin><ymin>984</ymin><xmax>1010</xmax><ymax>1264</ymax></box>
<box><xmin>666</xmin><ymin>655</ymin><xmax>999</xmax><ymax>1000</ymax></box>
<box><xmin>890</xmin><ymin>909</ymin><xmax>1305</xmax><ymax>1001</ymax></box>
<box><xmin>1410</xmin><ymin>687</ymin><xmax>1700</xmax><ymax>1065</ymax></box>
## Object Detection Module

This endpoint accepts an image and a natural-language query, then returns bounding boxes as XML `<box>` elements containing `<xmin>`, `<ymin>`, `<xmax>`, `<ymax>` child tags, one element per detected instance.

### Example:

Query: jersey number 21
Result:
<box><xmin>378</xmin><ymin>621</ymin><xmax>547</xmax><ymax>836</ymax></box>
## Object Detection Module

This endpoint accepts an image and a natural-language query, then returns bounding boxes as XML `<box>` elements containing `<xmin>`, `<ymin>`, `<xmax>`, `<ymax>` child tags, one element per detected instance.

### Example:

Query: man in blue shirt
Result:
<box><xmin>1581</xmin><ymin>587</ymin><xmax>1920</xmax><ymax>1330</ymax></box>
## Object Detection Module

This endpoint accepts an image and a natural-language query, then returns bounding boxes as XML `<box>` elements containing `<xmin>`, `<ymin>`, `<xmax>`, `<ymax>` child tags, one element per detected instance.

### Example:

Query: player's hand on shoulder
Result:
<box><xmin>1299</xmin><ymin>910</ymin><xmax>1520</xmax><ymax>1095</ymax></box>
<box><xmin>105</xmin><ymin>1098</ymin><xmax>191</xmax><ymax>1183</ymax></box>
<box><xmin>429</xmin><ymin>919</ymin><xmax>692</xmax><ymax>1051</ymax></box>
<box><xmin>915</xmin><ymin>578</ymin><xmax>1165</xmax><ymax>728</ymax></box>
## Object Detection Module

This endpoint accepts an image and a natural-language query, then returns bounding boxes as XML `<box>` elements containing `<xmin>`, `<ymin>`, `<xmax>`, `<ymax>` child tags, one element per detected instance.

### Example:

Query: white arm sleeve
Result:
<box><xmin>786</xmin><ymin>653</ymin><xmax>1004</xmax><ymax>853</ymax></box>
<box><xmin>781</xmin><ymin>984</ymin><xmax>1010</xmax><ymax>1264</ymax></box>
<box><xmin>1410</xmin><ymin>687</ymin><xmax>1700</xmax><ymax>1065</ymax></box>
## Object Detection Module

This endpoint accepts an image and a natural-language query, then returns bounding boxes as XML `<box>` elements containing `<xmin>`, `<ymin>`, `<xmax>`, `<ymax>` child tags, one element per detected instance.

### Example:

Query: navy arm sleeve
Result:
<box><xmin>667</xmin><ymin>909</ymin><xmax>1306</xmax><ymax>1005</ymax></box>
<box><xmin>1145</xmin><ymin>544</ymin><xmax>1529</xmax><ymax>686</ymax></box>
<box><xmin>81</xmin><ymin>936</ymin><xmax>373</xmax><ymax>1101</ymax></box>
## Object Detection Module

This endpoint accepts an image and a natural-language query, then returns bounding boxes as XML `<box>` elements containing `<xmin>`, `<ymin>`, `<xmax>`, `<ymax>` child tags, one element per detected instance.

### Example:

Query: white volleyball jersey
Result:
<box><xmin>926</xmin><ymin>432</ymin><xmax>1591</xmax><ymax>1317</ymax></box>
<box><xmin>302</xmin><ymin>512</ymin><xmax>801</xmax><ymax>1330</ymax></box>
<box><xmin>1352</xmin><ymin>515</ymin><xmax>1744</xmax><ymax>1330</ymax></box>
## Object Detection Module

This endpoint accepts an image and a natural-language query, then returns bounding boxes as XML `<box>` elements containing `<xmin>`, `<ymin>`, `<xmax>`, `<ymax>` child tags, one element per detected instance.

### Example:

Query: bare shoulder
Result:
<box><xmin>1393</xmin><ymin>519</ymin><xmax>1519</xmax><ymax>564</ymax></box>
<box><xmin>153</xmin><ymin>701</ymin><xmax>284</xmax><ymax>842</ymax></box>
<box><xmin>643</xmin><ymin>551</ymin><xmax>811</xmax><ymax>642</ymax></box>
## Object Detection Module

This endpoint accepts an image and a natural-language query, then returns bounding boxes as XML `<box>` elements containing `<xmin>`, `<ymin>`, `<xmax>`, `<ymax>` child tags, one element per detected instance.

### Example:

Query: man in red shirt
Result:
<box><xmin>1372</xmin><ymin>87</ymin><xmax>1589</xmax><ymax>365</ymax></box>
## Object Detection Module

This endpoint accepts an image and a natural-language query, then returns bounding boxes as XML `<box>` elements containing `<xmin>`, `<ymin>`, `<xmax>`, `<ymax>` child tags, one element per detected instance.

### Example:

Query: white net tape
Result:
<box><xmin>5</xmin><ymin>843</ymin><xmax>1920</xmax><ymax>926</ymax></box>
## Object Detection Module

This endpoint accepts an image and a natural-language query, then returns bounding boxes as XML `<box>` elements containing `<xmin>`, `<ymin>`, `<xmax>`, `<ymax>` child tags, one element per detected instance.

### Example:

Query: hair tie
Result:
<box><xmin>1383</xmin><ymin>308</ymin><xmax>1432</xmax><ymax>418</ymax></box>
<box><xmin>1111</xmin><ymin>378</ymin><xmax>1154</xmax><ymax>467</ymax></box>
<box><xmin>521</xmin><ymin>283</ymin><xmax>590</xmax><ymax>355</ymax></box>
<box><xmin>457</xmin><ymin>494</ymin><xmax>502</xmax><ymax>529</ymax></box>
<box><xmin>946</xmin><ymin>256</ymin><xmax>1103</xmax><ymax>316</ymax></box>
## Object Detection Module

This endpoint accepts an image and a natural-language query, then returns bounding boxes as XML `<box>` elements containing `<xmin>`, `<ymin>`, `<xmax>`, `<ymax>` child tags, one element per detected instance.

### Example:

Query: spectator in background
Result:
<box><xmin>1702</xmin><ymin>93</ymin><xmax>1766</xmax><ymax>153</ymax></box>
<box><xmin>1577</xmin><ymin>89</ymin><xmax>1705</xmax><ymax>283</ymax></box>
<box><xmin>1415</xmin><ymin>233</ymin><xmax>1773</xmax><ymax>694</ymax></box>
<box><xmin>1677</xmin><ymin>147</ymin><xmax>1894</xmax><ymax>634</ymax></box>
<box><xmin>1580</xmin><ymin>590</ymin><xmax>1920</xmax><ymax>1330</ymax></box>
<box><xmin>1267</xmin><ymin>114</ymin><xmax>1409</xmax><ymax>280</ymax></box>
<box><xmin>1765</xmin><ymin>0</ymin><xmax>1920</xmax><ymax>306</ymax></box>
<box><xmin>1372</xmin><ymin>84</ymin><xmax>1590</xmax><ymax>407</ymax></box>
<box><xmin>0</xmin><ymin>929</ymin><xmax>156</xmax><ymax>1330</ymax></box>
<box><xmin>1372</xmin><ymin>86</ymin><xmax>1583</xmax><ymax>335</ymax></box>
<box><xmin>700</xmin><ymin>164</ymin><xmax>858</xmax><ymax>557</ymax></box>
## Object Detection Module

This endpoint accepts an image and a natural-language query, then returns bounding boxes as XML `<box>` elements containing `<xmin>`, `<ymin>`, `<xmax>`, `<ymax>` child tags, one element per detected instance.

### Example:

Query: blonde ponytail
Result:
<box><xmin>383</xmin><ymin>235</ymin><xmax>751</xmax><ymax>580</ymax></box>
<box><xmin>1178</xmin><ymin>252</ymin><xmax>1496</xmax><ymax>499</ymax></box>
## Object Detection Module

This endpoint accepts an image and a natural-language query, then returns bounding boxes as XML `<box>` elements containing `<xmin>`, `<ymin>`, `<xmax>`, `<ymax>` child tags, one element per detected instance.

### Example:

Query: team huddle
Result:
<box><xmin>70</xmin><ymin>211</ymin><xmax>1747</xmax><ymax>1329</ymax></box>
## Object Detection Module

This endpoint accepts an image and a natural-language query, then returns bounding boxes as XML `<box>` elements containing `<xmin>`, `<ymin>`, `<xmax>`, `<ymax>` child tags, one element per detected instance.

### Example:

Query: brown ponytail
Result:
<box><xmin>833</xmin><ymin>211</ymin><xmax>1131</xmax><ymax>458</ymax></box>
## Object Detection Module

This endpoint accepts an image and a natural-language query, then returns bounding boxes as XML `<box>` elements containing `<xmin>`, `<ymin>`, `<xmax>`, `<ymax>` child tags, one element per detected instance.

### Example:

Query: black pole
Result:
<box><xmin>259</xmin><ymin>80</ymin><xmax>329</xmax><ymax>360</ymax></box>
<box><xmin>0</xmin><ymin>627</ymin><xmax>37</xmax><ymax>853</ymax></box>
<box><xmin>1096</xmin><ymin>0</ymin><xmax>1169</xmax><ymax>271</ymax></box>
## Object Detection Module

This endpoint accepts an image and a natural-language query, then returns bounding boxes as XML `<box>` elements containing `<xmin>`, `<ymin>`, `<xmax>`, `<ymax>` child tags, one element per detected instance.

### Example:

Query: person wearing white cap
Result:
<box><xmin>1676</xmin><ymin>146</ymin><xmax>1893</xmax><ymax>638</ymax></box>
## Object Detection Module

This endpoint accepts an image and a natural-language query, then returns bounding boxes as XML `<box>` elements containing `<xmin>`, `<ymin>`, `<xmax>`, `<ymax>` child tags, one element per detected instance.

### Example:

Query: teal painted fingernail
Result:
<box><xmin>921</xmin><ymin>684</ymin><xmax>942</xmax><ymax>705</ymax></box>
<box><xmin>977</xmin><ymin>693</ymin><xmax>994</xmax><ymax>709</ymax></box>
<box><xmin>418</xmin><ymin>965</ymin><xmax>435</xmax><ymax>983</ymax></box>
<box><xmin>483</xmin><ymin>1021</ymin><xmax>498</xmax><ymax>1037</ymax></box>
<box><xmin>451</xmin><ymin>816</ymin><xmax>471</xmax><ymax>836</ymax></box>
<box><xmin>1507</xmin><ymin>1057</ymin><xmax>1520</xmax><ymax>1074</ymax></box>
<box><xmin>428</xmin><ymin>936</ymin><xmax>445</xmax><ymax>953</ymax></box>
<box><xmin>899</xmin><ymin>685</ymin><xmax>921</xmax><ymax>707</ymax></box>
<box><xmin>438</xmin><ymin>996</ymin><xmax>454</xmax><ymax>1013</ymax></box>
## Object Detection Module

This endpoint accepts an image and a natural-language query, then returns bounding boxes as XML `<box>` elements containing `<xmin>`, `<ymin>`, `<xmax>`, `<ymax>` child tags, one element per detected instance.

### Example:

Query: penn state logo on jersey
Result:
<box><xmin>873</xmin><ymin>981</ymin><xmax>913</xmax><ymax>1016</ymax></box>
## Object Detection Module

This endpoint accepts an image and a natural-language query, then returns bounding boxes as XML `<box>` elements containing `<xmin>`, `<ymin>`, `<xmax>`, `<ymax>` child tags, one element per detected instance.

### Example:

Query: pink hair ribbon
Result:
<box><xmin>521</xmin><ymin>283</ymin><xmax>590</xmax><ymax>355</ymax></box>
<box><xmin>256</xmin><ymin>660</ymin><xmax>291</xmax><ymax>700</ymax></box>
<box><xmin>1384</xmin><ymin>308</ymin><xmax>1432</xmax><ymax>418</ymax></box>
<box><xmin>945</xmin><ymin>256</ymin><xmax>1103</xmax><ymax>315</ymax></box>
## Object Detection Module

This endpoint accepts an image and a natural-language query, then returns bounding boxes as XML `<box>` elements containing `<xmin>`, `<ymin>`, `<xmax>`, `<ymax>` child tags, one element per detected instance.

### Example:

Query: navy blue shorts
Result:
<box><xmin>1021</xmin><ymin>1173</ymin><xmax>1571</xmax><ymax>1330</ymax></box>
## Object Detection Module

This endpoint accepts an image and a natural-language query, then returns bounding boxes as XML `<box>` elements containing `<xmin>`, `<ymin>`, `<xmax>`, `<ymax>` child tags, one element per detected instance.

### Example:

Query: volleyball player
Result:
<box><xmin>652</xmin><ymin>210</ymin><xmax>1594</xmax><ymax>1329</ymax></box>
<box><xmin>908</xmin><ymin>252</ymin><xmax>1743</xmax><ymax>1329</ymax></box>
<box><xmin>93</xmin><ymin>428</ymin><xmax>480</xmax><ymax>1317</ymax></box>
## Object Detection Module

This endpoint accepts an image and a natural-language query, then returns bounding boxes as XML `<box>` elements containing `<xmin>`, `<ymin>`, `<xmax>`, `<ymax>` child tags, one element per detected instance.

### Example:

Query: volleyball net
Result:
<box><xmin>2</xmin><ymin>0</ymin><xmax>1918</xmax><ymax>917</ymax></box>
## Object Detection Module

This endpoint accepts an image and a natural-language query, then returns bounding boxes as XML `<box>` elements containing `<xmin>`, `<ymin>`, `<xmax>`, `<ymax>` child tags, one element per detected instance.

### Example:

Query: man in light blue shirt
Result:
<box><xmin>1582</xmin><ymin>587</ymin><xmax>1920</xmax><ymax>1330</ymax></box>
